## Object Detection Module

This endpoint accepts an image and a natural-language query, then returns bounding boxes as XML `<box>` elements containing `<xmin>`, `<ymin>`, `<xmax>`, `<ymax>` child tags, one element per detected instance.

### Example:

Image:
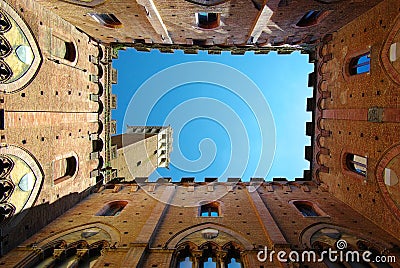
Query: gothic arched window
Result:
<box><xmin>349</xmin><ymin>52</ymin><xmax>370</xmax><ymax>75</ymax></box>
<box><xmin>95</xmin><ymin>200</ymin><xmax>128</xmax><ymax>216</ymax></box>
<box><xmin>345</xmin><ymin>153</ymin><xmax>367</xmax><ymax>176</ymax></box>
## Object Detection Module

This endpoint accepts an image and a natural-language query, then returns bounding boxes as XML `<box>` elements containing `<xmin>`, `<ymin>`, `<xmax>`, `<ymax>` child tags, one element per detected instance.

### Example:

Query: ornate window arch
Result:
<box><xmin>174</xmin><ymin>241</ymin><xmax>244</xmax><ymax>268</ymax></box>
<box><xmin>0</xmin><ymin>3</ymin><xmax>42</xmax><ymax>93</ymax></box>
<box><xmin>0</xmin><ymin>145</ymin><xmax>44</xmax><ymax>227</ymax></box>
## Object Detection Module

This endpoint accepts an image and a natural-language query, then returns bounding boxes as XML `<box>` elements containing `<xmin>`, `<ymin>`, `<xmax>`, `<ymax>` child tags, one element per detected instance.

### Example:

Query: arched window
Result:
<box><xmin>176</xmin><ymin>244</ymin><xmax>194</xmax><ymax>268</ymax></box>
<box><xmin>89</xmin><ymin>13</ymin><xmax>122</xmax><ymax>28</ymax></box>
<box><xmin>95</xmin><ymin>200</ymin><xmax>128</xmax><ymax>216</ymax></box>
<box><xmin>200</xmin><ymin>202</ymin><xmax>219</xmax><ymax>217</ymax></box>
<box><xmin>51</xmin><ymin>35</ymin><xmax>77</xmax><ymax>62</ymax></box>
<box><xmin>53</xmin><ymin>155</ymin><xmax>78</xmax><ymax>184</ymax></box>
<box><xmin>225</xmin><ymin>244</ymin><xmax>243</xmax><ymax>268</ymax></box>
<box><xmin>200</xmin><ymin>244</ymin><xmax>217</xmax><ymax>267</ymax></box>
<box><xmin>30</xmin><ymin>240</ymin><xmax>107</xmax><ymax>268</ymax></box>
<box><xmin>296</xmin><ymin>10</ymin><xmax>325</xmax><ymax>27</ymax></box>
<box><xmin>178</xmin><ymin>256</ymin><xmax>192</xmax><ymax>268</ymax></box>
<box><xmin>345</xmin><ymin>154</ymin><xmax>367</xmax><ymax>176</ymax></box>
<box><xmin>349</xmin><ymin>53</ymin><xmax>370</xmax><ymax>75</ymax></box>
<box><xmin>292</xmin><ymin>201</ymin><xmax>324</xmax><ymax>217</ymax></box>
<box><xmin>0</xmin><ymin>60</ymin><xmax>12</xmax><ymax>82</ymax></box>
<box><xmin>203</xmin><ymin>257</ymin><xmax>217</xmax><ymax>267</ymax></box>
<box><xmin>227</xmin><ymin>258</ymin><xmax>242</xmax><ymax>268</ymax></box>
<box><xmin>196</xmin><ymin>12</ymin><xmax>220</xmax><ymax>29</ymax></box>
<box><xmin>175</xmin><ymin>242</ymin><xmax>244</xmax><ymax>268</ymax></box>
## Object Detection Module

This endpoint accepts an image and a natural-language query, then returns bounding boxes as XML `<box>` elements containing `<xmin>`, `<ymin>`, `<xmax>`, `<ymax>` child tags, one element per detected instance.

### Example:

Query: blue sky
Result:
<box><xmin>112</xmin><ymin>48</ymin><xmax>313</xmax><ymax>182</ymax></box>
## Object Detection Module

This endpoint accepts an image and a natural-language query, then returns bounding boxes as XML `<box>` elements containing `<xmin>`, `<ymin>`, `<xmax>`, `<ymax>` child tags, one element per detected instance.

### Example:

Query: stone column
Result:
<box><xmin>216</xmin><ymin>251</ymin><xmax>227</xmax><ymax>268</ymax></box>
<box><xmin>191</xmin><ymin>250</ymin><xmax>202</xmax><ymax>268</ymax></box>
<box><xmin>67</xmin><ymin>249</ymin><xmax>88</xmax><ymax>268</ymax></box>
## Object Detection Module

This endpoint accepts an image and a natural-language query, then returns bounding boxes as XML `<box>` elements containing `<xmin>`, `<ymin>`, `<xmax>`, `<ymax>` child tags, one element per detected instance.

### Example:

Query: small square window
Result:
<box><xmin>200</xmin><ymin>202</ymin><xmax>219</xmax><ymax>217</ymax></box>
<box><xmin>196</xmin><ymin>12</ymin><xmax>220</xmax><ymax>29</ymax></box>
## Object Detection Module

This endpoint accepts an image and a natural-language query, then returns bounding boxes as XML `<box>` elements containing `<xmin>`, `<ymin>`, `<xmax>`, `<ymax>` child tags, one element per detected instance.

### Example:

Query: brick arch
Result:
<box><xmin>222</xmin><ymin>241</ymin><xmax>244</xmax><ymax>251</ymax></box>
<box><xmin>35</xmin><ymin>222</ymin><xmax>121</xmax><ymax>248</ymax></box>
<box><xmin>165</xmin><ymin>223</ymin><xmax>253</xmax><ymax>250</ymax></box>
<box><xmin>198</xmin><ymin>240</ymin><xmax>221</xmax><ymax>251</ymax></box>
<box><xmin>316</xmin><ymin>97</ymin><xmax>324</xmax><ymax>112</ymax></box>
<box><xmin>316</xmin><ymin>134</ymin><xmax>325</xmax><ymax>148</ymax></box>
<box><xmin>376</xmin><ymin>143</ymin><xmax>400</xmax><ymax>220</ymax></box>
<box><xmin>380</xmin><ymin>13</ymin><xmax>400</xmax><ymax>85</ymax></box>
<box><xmin>176</xmin><ymin>241</ymin><xmax>199</xmax><ymax>251</ymax></box>
<box><xmin>317</xmin><ymin>79</ymin><xmax>328</xmax><ymax>93</ymax></box>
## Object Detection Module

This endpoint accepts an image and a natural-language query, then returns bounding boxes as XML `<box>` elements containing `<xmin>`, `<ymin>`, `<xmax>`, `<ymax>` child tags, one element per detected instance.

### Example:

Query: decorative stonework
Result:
<box><xmin>367</xmin><ymin>107</ymin><xmax>384</xmax><ymax>123</ymax></box>
<box><xmin>0</xmin><ymin>145</ymin><xmax>43</xmax><ymax>228</ymax></box>
<box><xmin>376</xmin><ymin>143</ymin><xmax>400</xmax><ymax>221</ymax></box>
<box><xmin>0</xmin><ymin>3</ymin><xmax>42</xmax><ymax>92</ymax></box>
<box><xmin>380</xmin><ymin>13</ymin><xmax>400</xmax><ymax>85</ymax></box>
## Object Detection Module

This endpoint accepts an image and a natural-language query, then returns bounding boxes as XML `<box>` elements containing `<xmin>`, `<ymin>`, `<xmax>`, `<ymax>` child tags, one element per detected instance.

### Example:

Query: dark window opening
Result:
<box><xmin>0</xmin><ymin>11</ymin><xmax>11</xmax><ymax>33</ymax></box>
<box><xmin>0</xmin><ymin>109</ymin><xmax>4</xmax><ymax>130</ymax></box>
<box><xmin>193</xmin><ymin>39</ymin><xmax>207</xmax><ymax>46</ymax></box>
<box><xmin>54</xmin><ymin>155</ymin><xmax>78</xmax><ymax>184</ymax></box>
<box><xmin>64</xmin><ymin>42</ymin><xmax>77</xmax><ymax>62</ymax></box>
<box><xmin>200</xmin><ymin>202</ymin><xmax>219</xmax><ymax>217</ymax></box>
<box><xmin>296</xmin><ymin>10</ymin><xmax>324</xmax><ymax>27</ymax></box>
<box><xmin>50</xmin><ymin>36</ymin><xmax>77</xmax><ymax>62</ymax></box>
<box><xmin>90</xmin><ymin>13</ymin><xmax>122</xmax><ymax>28</ymax></box>
<box><xmin>96</xmin><ymin>200</ymin><xmax>128</xmax><ymax>216</ymax></box>
<box><xmin>0</xmin><ymin>60</ymin><xmax>12</xmax><ymax>82</ymax></box>
<box><xmin>226</xmin><ymin>245</ymin><xmax>242</xmax><ymax>268</ymax></box>
<box><xmin>345</xmin><ymin>154</ymin><xmax>367</xmax><ymax>176</ymax></box>
<box><xmin>349</xmin><ymin>53</ymin><xmax>370</xmax><ymax>75</ymax></box>
<box><xmin>196</xmin><ymin>12</ymin><xmax>220</xmax><ymax>29</ymax></box>
<box><xmin>293</xmin><ymin>201</ymin><xmax>320</xmax><ymax>217</ymax></box>
<box><xmin>92</xmin><ymin>139</ymin><xmax>103</xmax><ymax>152</ymax></box>
<box><xmin>0</xmin><ymin>36</ymin><xmax>12</xmax><ymax>58</ymax></box>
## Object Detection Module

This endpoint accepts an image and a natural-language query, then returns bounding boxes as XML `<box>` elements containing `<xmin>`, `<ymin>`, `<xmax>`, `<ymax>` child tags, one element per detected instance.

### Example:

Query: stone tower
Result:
<box><xmin>110</xmin><ymin>126</ymin><xmax>173</xmax><ymax>181</ymax></box>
